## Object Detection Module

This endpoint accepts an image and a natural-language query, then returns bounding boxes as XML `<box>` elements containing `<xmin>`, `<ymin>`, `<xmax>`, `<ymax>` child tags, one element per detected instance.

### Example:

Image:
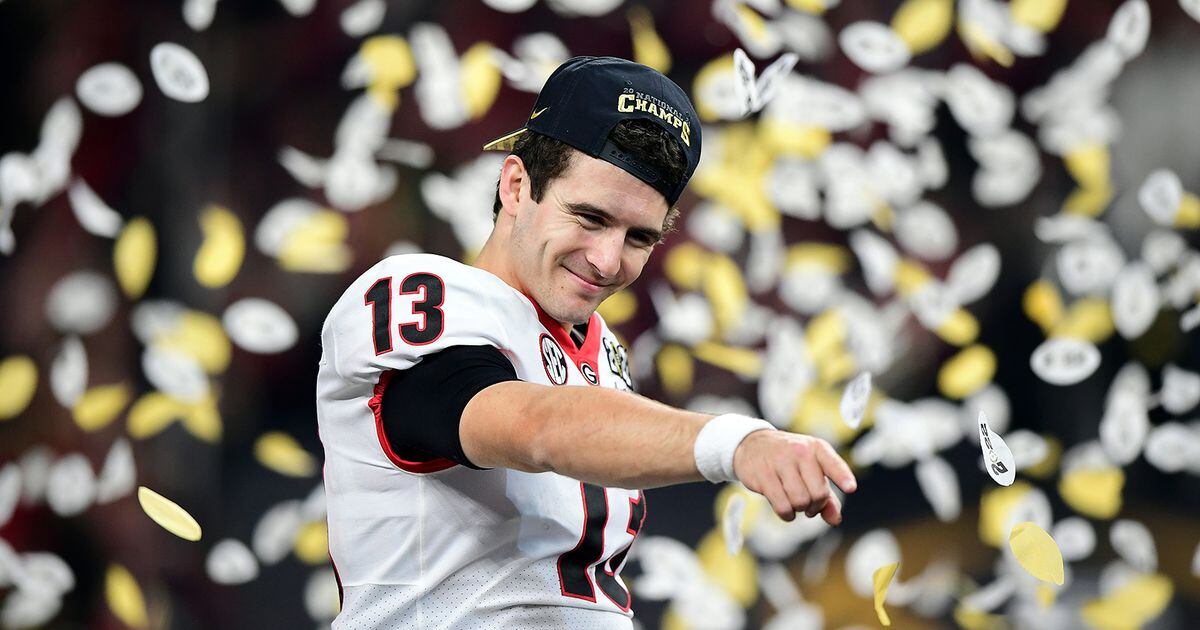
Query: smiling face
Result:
<box><xmin>505</xmin><ymin>151</ymin><xmax>668</xmax><ymax>326</ymax></box>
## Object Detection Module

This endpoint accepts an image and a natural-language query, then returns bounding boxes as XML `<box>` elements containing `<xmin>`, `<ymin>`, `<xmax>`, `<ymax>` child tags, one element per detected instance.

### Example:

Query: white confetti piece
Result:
<box><xmin>1110</xmin><ymin>519</ymin><xmax>1157</xmax><ymax>573</ymax></box>
<box><xmin>649</xmin><ymin>284</ymin><xmax>715</xmax><ymax>346</ymax></box>
<box><xmin>1192</xmin><ymin>540</ymin><xmax>1200</xmax><ymax>577</ymax></box>
<box><xmin>149</xmin><ymin>42</ymin><xmax>210</xmax><ymax>103</ymax></box>
<box><xmin>1140</xmin><ymin>230</ymin><xmax>1186</xmax><ymax>276</ymax></box>
<box><xmin>1105</xmin><ymin>0</ymin><xmax>1150</xmax><ymax>61</ymax></box>
<box><xmin>849</xmin><ymin>229</ymin><xmax>899</xmax><ymax>296</ymax></box>
<box><xmin>304</xmin><ymin>567</ymin><xmax>341</xmax><ymax>622</ymax></box>
<box><xmin>1030</xmin><ymin>337</ymin><xmax>1101</xmax><ymax>386</ymax></box>
<box><xmin>945</xmin><ymin>64</ymin><xmax>1014</xmax><ymax>138</ymax></box>
<box><xmin>18</xmin><ymin>447</ymin><xmax>53</xmax><ymax>506</ymax></box>
<box><xmin>44</xmin><ymin>271</ymin><xmax>118</xmax><ymax>336</ymax></box>
<box><xmin>1182</xmin><ymin>304</ymin><xmax>1200</xmax><ymax>333</ymax></box>
<box><xmin>845</xmin><ymin>529</ymin><xmax>901</xmax><ymax>598</ymax></box>
<box><xmin>1053</xmin><ymin>517</ymin><xmax>1097</xmax><ymax>562</ymax></box>
<box><xmin>915</xmin><ymin>456</ymin><xmax>960</xmax><ymax>522</ymax></box>
<box><xmin>945</xmin><ymin>243</ymin><xmax>1001</xmax><ymax>306</ymax></box>
<box><xmin>277</xmin><ymin>0</ymin><xmax>316</xmax><ymax>16</ymax></box>
<box><xmin>276</xmin><ymin>146</ymin><xmax>327</xmax><ymax>188</ymax></box>
<box><xmin>1183</xmin><ymin>0</ymin><xmax>1200</xmax><ymax>22</ymax></box>
<box><xmin>839</xmin><ymin>371</ymin><xmax>871</xmax><ymax>429</ymax></box>
<box><xmin>182</xmin><ymin>0</ymin><xmax>219</xmax><ymax>31</ymax></box>
<box><xmin>377</xmin><ymin>138</ymin><xmax>435</xmax><ymax>169</ymax></box>
<box><xmin>1056</xmin><ymin>236</ymin><xmax>1125</xmax><ymax>296</ymax></box>
<box><xmin>1111</xmin><ymin>263</ymin><xmax>1160</xmax><ymax>340</ymax></box>
<box><xmin>962</xmin><ymin>384</ymin><xmax>1011</xmax><ymax>437</ymax></box>
<box><xmin>722</xmin><ymin>493</ymin><xmax>746</xmax><ymax>555</ymax></box>
<box><xmin>222</xmin><ymin>298</ymin><xmax>299</xmax><ymax>354</ymax></box>
<box><xmin>1143</xmin><ymin>422</ymin><xmax>1200</xmax><ymax>473</ymax></box>
<box><xmin>0</xmin><ymin>588</ymin><xmax>62</xmax><ymax>629</ymax></box>
<box><xmin>1160</xmin><ymin>364</ymin><xmax>1200</xmax><ymax>415</ymax></box>
<box><xmin>252</xmin><ymin>500</ymin><xmax>304</xmax><ymax>564</ymax></box>
<box><xmin>893</xmin><ymin>201</ymin><xmax>957</xmax><ymax>262</ymax></box>
<box><xmin>1137</xmin><ymin>169</ymin><xmax>1183</xmax><ymax>227</ymax></box>
<box><xmin>1005</xmin><ymin>430</ymin><xmax>1049</xmax><ymax>471</ymax></box>
<box><xmin>20</xmin><ymin>552</ymin><xmax>74</xmax><ymax>596</ymax></box>
<box><xmin>45</xmin><ymin>454</ymin><xmax>96</xmax><ymax>517</ymax></box>
<box><xmin>340</xmin><ymin>0</ymin><xmax>386</xmax><ymax>37</ymax></box>
<box><xmin>206</xmin><ymin>539</ymin><xmax>260</xmax><ymax>585</ymax></box>
<box><xmin>482</xmin><ymin>0</ymin><xmax>538</xmax><ymax>11</ymax></box>
<box><xmin>978</xmin><ymin>410</ymin><xmax>1016</xmax><ymax>486</ymax></box>
<box><xmin>95</xmin><ymin>439</ymin><xmax>136</xmax><ymax>504</ymax></box>
<box><xmin>961</xmin><ymin>575</ymin><xmax>1016</xmax><ymax>613</ymax></box>
<box><xmin>142</xmin><ymin>345</ymin><xmax>209</xmax><ymax>403</ymax></box>
<box><xmin>75</xmin><ymin>63</ymin><xmax>142</xmax><ymax>117</ymax></box>
<box><xmin>732</xmin><ymin>48</ymin><xmax>799</xmax><ymax>118</ymax></box>
<box><xmin>0</xmin><ymin>464</ymin><xmax>19</xmax><ymax>529</ymax></box>
<box><xmin>49</xmin><ymin>336</ymin><xmax>87</xmax><ymax>408</ymax></box>
<box><xmin>838</xmin><ymin>21</ymin><xmax>911</xmax><ymax>74</ymax></box>
<box><xmin>1099</xmin><ymin>389</ymin><xmax>1149</xmax><ymax>465</ymax></box>
<box><xmin>66</xmin><ymin>178</ymin><xmax>124</xmax><ymax>238</ymax></box>
<box><xmin>632</xmin><ymin>536</ymin><xmax>704</xmax><ymax>600</ymax></box>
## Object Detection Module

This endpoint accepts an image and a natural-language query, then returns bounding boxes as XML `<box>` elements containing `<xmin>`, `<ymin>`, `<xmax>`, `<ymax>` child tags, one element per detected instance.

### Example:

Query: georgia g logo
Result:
<box><xmin>540</xmin><ymin>333</ymin><xmax>569</xmax><ymax>385</ymax></box>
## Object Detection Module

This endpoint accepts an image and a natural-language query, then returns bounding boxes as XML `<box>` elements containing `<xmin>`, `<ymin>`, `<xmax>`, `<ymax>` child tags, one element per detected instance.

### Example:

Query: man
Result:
<box><xmin>316</xmin><ymin>56</ymin><xmax>857</xmax><ymax>629</ymax></box>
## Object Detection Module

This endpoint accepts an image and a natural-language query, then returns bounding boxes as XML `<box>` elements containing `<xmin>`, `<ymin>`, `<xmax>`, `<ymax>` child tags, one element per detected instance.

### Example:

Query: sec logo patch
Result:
<box><xmin>539</xmin><ymin>333</ymin><xmax>569</xmax><ymax>385</ymax></box>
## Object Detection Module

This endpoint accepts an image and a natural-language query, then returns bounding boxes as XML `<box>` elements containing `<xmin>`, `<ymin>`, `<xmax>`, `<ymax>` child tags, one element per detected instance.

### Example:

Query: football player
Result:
<box><xmin>316</xmin><ymin>56</ymin><xmax>857</xmax><ymax>629</ymax></box>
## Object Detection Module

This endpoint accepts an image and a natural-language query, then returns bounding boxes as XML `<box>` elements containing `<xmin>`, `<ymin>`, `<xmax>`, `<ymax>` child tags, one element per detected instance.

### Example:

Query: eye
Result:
<box><xmin>628</xmin><ymin>232</ymin><xmax>657</xmax><ymax>248</ymax></box>
<box><xmin>578</xmin><ymin>213</ymin><xmax>603</xmax><ymax>227</ymax></box>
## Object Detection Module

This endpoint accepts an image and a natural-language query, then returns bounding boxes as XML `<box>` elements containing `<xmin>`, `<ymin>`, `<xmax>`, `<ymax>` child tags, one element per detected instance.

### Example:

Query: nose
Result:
<box><xmin>585</xmin><ymin>229</ymin><xmax>624</xmax><ymax>282</ymax></box>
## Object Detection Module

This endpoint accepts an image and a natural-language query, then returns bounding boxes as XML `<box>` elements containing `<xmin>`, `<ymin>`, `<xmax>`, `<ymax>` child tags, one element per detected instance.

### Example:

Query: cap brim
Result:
<box><xmin>482</xmin><ymin>128</ymin><xmax>527</xmax><ymax>152</ymax></box>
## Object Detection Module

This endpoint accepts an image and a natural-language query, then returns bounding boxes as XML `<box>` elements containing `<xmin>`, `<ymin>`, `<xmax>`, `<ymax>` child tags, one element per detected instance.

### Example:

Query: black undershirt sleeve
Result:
<box><xmin>378</xmin><ymin>344</ymin><xmax>519</xmax><ymax>470</ymax></box>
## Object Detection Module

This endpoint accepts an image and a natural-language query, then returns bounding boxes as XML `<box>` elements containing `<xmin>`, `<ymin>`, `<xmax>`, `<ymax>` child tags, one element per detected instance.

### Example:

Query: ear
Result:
<box><xmin>498</xmin><ymin>155</ymin><xmax>528</xmax><ymax>219</ymax></box>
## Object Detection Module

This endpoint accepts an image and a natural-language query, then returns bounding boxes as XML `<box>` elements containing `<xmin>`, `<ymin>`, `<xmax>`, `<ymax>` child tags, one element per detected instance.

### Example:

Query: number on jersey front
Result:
<box><xmin>364</xmin><ymin>273</ymin><xmax>446</xmax><ymax>353</ymax></box>
<box><xmin>558</xmin><ymin>483</ymin><xmax>646</xmax><ymax>611</ymax></box>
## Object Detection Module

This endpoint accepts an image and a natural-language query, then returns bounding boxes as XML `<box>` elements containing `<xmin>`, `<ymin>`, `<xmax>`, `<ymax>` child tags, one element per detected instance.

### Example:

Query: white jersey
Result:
<box><xmin>316</xmin><ymin>253</ymin><xmax>642</xmax><ymax>630</ymax></box>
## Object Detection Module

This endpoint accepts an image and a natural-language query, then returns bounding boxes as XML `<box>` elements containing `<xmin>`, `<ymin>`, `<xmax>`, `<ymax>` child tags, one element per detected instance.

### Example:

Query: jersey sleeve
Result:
<box><xmin>323</xmin><ymin>254</ymin><xmax>516</xmax><ymax>385</ymax></box>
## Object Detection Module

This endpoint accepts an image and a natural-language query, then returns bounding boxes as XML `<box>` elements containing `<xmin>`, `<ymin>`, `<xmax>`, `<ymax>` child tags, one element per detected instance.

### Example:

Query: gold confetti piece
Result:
<box><xmin>935</xmin><ymin>308</ymin><xmax>980</xmax><ymax>346</ymax></box>
<box><xmin>656</xmin><ymin>344</ymin><xmax>693</xmax><ymax>395</ymax></box>
<box><xmin>692</xmin><ymin>342</ymin><xmax>762</xmax><ymax>378</ymax></box>
<box><xmin>1023</xmin><ymin>280</ymin><xmax>1064</xmax><ymax>332</ymax></box>
<box><xmin>786</xmin><ymin>0</ymin><xmax>831</xmax><ymax>14</ymax></box>
<box><xmin>1051</xmin><ymin>298</ymin><xmax>1114</xmax><ymax>344</ymax></box>
<box><xmin>1062</xmin><ymin>184</ymin><xmax>1114</xmax><ymax>218</ymax></box>
<box><xmin>138</xmin><ymin>486</ymin><xmax>202</xmax><ymax>541</ymax></box>
<box><xmin>787</xmin><ymin>243</ymin><xmax>850</xmax><ymax>274</ymax></box>
<box><xmin>938</xmin><ymin>345</ymin><xmax>996</xmax><ymax>400</ymax></box>
<box><xmin>114</xmin><ymin>217</ymin><xmax>157</xmax><ymax>299</ymax></box>
<box><xmin>73</xmin><ymin>383</ymin><xmax>132</xmax><ymax>432</ymax></box>
<box><xmin>664</xmin><ymin>243</ymin><xmax>708</xmax><ymax>291</ymax></box>
<box><xmin>1023</xmin><ymin>435</ymin><xmax>1062</xmax><ymax>479</ymax></box>
<box><xmin>953</xmin><ymin>605</ymin><xmax>1006</xmax><ymax>630</ymax></box>
<box><xmin>255</xmin><ymin>431</ymin><xmax>317</xmax><ymax>477</ymax></box>
<box><xmin>278</xmin><ymin>211</ymin><xmax>353</xmax><ymax>273</ymax></box>
<box><xmin>460</xmin><ymin>42</ymin><xmax>502</xmax><ymax>120</ymax></box>
<box><xmin>1064</xmin><ymin>143</ymin><xmax>1110</xmax><ymax>191</ymax></box>
<box><xmin>891</xmin><ymin>0</ymin><xmax>953</xmax><ymax>54</ymax></box>
<box><xmin>127</xmin><ymin>391</ymin><xmax>186</xmax><ymax>439</ymax></box>
<box><xmin>597</xmin><ymin>290</ymin><xmax>637</xmax><ymax>326</ymax></box>
<box><xmin>692</xmin><ymin>54</ymin><xmax>735</xmax><ymax>122</ymax></box>
<box><xmin>0</xmin><ymin>355</ymin><xmax>37</xmax><ymax>420</ymax></box>
<box><xmin>805</xmin><ymin>309</ymin><xmax>846</xmax><ymax>363</ymax></box>
<box><xmin>181</xmin><ymin>397</ymin><xmax>222</xmax><ymax>443</ymax></box>
<box><xmin>957</xmin><ymin>19</ymin><xmax>1015</xmax><ymax>67</ymax></box>
<box><xmin>893</xmin><ymin>259</ymin><xmax>933</xmax><ymax>296</ymax></box>
<box><xmin>1080</xmin><ymin>573</ymin><xmax>1173</xmax><ymax>630</ymax></box>
<box><xmin>628</xmin><ymin>6</ymin><xmax>671</xmax><ymax>73</ymax></box>
<box><xmin>817</xmin><ymin>350</ymin><xmax>856</xmax><ymax>386</ymax></box>
<box><xmin>1009</xmin><ymin>522</ymin><xmax>1065</xmax><ymax>585</ymax></box>
<box><xmin>193</xmin><ymin>205</ymin><xmax>244</xmax><ymax>289</ymax></box>
<box><xmin>1059</xmin><ymin>466</ymin><xmax>1123</xmax><ymax>519</ymax></box>
<box><xmin>732</xmin><ymin>3</ymin><xmax>770</xmax><ymax>47</ymax></box>
<box><xmin>359</xmin><ymin>35</ymin><xmax>415</xmax><ymax>89</ymax></box>
<box><xmin>873</xmin><ymin>561</ymin><xmax>899</xmax><ymax>626</ymax></box>
<box><xmin>1036</xmin><ymin>583</ymin><xmax>1056</xmax><ymax>608</ymax></box>
<box><xmin>1177</xmin><ymin>192</ymin><xmax>1200</xmax><ymax>228</ymax></box>
<box><xmin>106</xmin><ymin>564</ymin><xmax>148</xmax><ymax>628</ymax></box>
<box><xmin>1010</xmin><ymin>0</ymin><xmax>1068</xmax><ymax>33</ymax></box>
<box><xmin>294</xmin><ymin>521</ymin><xmax>329</xmax><ymax>565</ymax></box>
<box><xmin>696</xmin><ymin>529</ymin><xmax>758</xmax><ymax>607</ymax></box>
<box><xmin>703</xmin><ymin>254</ymin><xmax>749</xmax><ymax>333</ymax></box>
<box><xmin>979</xmin><ymin>481</ymin><xmax>1033</xmax><ymax>547</ymax></box>
<box><xmin>158</xmin><ymin>311</ymin><xmax>232</xmax><ymax>375</ymax></box>
<box><xmin>758</xmin><ymin>119</ymin><xmax>832</xmax><ymax>159</ymax></box>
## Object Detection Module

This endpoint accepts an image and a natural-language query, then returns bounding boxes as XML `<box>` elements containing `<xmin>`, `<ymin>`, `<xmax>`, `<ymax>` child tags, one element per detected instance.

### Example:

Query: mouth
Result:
<box><xmin>564</xmin><ymin>266</ymin><xmax>610</xmax><ymax>294</ymax></box>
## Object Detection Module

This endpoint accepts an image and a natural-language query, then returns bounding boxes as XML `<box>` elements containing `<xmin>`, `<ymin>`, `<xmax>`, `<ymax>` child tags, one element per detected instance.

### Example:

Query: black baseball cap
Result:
<box><xmin>483</xmin><ymin>56</ymin><xmax>702</xmax><ymax>205</ymax></box>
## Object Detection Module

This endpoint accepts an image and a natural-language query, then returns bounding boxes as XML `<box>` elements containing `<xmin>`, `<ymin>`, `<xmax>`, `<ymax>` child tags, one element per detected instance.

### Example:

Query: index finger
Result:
<box><xmin>819</xmin><ymin>485</ymin><xmax>843</xmax><ymax>526</ymax></box>
<box><xmin>816</xmin><ymin>440</ymin><xmax>857</xmax><ymax>493</ymax></box>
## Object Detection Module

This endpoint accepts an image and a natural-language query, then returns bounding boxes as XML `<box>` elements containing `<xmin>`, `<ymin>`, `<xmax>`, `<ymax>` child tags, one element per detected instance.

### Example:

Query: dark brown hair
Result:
<box><xmin>492</xmin><ymin>118</ymin><xmax>687</xmax><ymax>237</ymax></box>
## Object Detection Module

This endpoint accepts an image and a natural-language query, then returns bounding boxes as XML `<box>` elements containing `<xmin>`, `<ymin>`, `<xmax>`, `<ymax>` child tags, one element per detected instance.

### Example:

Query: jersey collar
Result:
<box><xmin>527</xmin><ymin>298</ymin><xmax>603</xmax><ymax>382</ymax></box>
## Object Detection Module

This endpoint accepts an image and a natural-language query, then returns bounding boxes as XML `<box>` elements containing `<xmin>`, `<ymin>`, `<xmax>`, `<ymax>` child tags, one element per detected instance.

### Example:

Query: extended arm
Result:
<box><xmin>460</xmin><ymin>380</ymin><xmax>858</xmax><ymax>524</ymax></box>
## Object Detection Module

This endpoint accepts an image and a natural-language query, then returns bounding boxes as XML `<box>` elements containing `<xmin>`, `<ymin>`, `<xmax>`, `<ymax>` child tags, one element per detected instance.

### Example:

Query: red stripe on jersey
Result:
<box><xmin>369</xmin><ymin>371</ymin><xmax>458</xmax><ymax>474</ymax></box>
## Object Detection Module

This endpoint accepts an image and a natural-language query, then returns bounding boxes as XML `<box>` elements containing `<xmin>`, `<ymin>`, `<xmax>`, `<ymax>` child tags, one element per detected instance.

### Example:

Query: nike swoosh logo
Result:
<box><xmin>530</xmin><ymin>107</ymin><xmax>549</xmax><ymax>119</ymax></box>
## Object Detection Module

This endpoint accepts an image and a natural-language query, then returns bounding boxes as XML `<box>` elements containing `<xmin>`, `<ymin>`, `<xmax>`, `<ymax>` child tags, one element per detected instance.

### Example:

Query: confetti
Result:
<box><xmin>890</xmin><ymin>0</ymin><xmax>953</xmax><ymax>54</ymax></box>
<box><xmin>95</xmin><ymin>438</ymin><xmax>136</xmax><ymax>504</ymax></box>
<box><xmin>45</xmin><ymin>454</ymin><xmax>97</xmax><ymax>517</ymax></box>
<box><xmin>1110</xmin><ymin>262</ymin><xmax>1160</xmax><ymax>340</ymax></box>
<box><xmin>206</xmin><ymin>539</ymin><xmax>260</xmax><ymax>585</ymax></box>
<box><xmin>105</xmin><ymin>564</ymin><xmax>148</xmax><ymax>628</ymax></box>
<box><xmin>254</xmin><ymin>431</ymin><xmax>317</xmax><ymax>477</ymax></box>
<box><xmin>137</xmin><ymin>486</ymin><xmax>202</xmax><ymax>541</ymax></box>
<box><xmin>113</xmin><ymin>218</ymin><xmax>157</xmax><ymax>299</ymax></box>
<box><xmin>978</xmin><ymin>411</ymin><xmax>1016</xmax><ymax>486</ymax></box>
<box><xmin>1143</xmin><ymin>422</ymin><xmax>1200</xmax><ymax>473</ymax></box>
<box><xmin>1029</xmin><ymin>337</ymin><xmax>1100</xmax><ymax>386</ymax></box>
<box><xmin>304</xmin><ymin>567</ymin><xmax>342</xmax><ymax>622</ymax></box>
<box><xmin>142</xmin><ymin>345</ymin><xmax>209</xmax><ymax>403</ymax></box>
<box><xmin>341</xmin><ymin>0</ymin><xmax>386</xmax><ymax>37</ymax></box>
<box><xmin>149</xmin><ymin>42</ymin><xmax>210</xmax><ymax>103</ymax></box>
<box><xmin>1059</xmin><ymin>466</ymin><xmax>1123</xmax><ymax>519</ymax></box>
<box><xmin>75</xmin><ymin>62</ymin><xmax>142</xmax><ymax>117</ymax></box>
<box><xmin>838</xmin><ymin>22</ymin><xmax>911</xmax><ymax>74</ymax></box>
<box><xmin>1080</xmin><ymin>573</ymin><xmax>1173</xmax><ymax>630</ymax></box>
<box><xmin>628</xmin><ymin>6</ymin><xmax>671</xmax><ymax>73</ymax></box>
<box><xmin>293</xmin><ymin>521</ymin><xmax>329</xmax><ymax>565</ymax></box>
<box><xmin>222</xmin><ymin>298</ymin><xmax>299</xmax><ymax>354</ymax></box>
<box><xmin>44</xmin><ymin>270</ymin><xmax>118</xmax><ymax>335</ymax></box>
<box><xmin>722</xmin><ymin>493</ymin><xmax>747</xmax><ymax>555</ymax></box>
<box><xmin>839</xmin><ymin>371</ymin><xmax>871</xmax><ymax>429</ymax></box>
<box><xmin>193</xmin><ymin>205</ymin><xmax>244</xmax><ymax>289</ymax></box>
<box><xmin>0</xmin><ymin>355</ymin><xmax>37</xmax><ymax>421</ymax></box>
<box><xmin>845</xmin><ymin>529</ymin><xmax>900</xmax><ymax>598</ymax></box>
<box><xmin>1008</xmin><ymin>522</ymin><xmax>1065</xmax><ymax>585</ymax></box>
<box><xmin>938</xmin><ymin>344</ymin><xmax>996</xmax><ymax>400</ymax></box>
<box><xmin>182</xmin><ymin>0</ymin><xmax>219</xmax><ymax>31</ymax></box>
<box><xmin>1098</xmin><ymin>388</ymin><xmax>1149</xmax><ymax>465</ymax></box>
<box><xmin>72</xmin><ymin>382</ymin><xmax>131</xmax><ymax>432</ymax></box>
<box><xmin>1160</xmin><ymin>363</ymin><xmax>1200</xmax><ymax>415</ymax></box>
<box><xmin>915</xmin><ymin>455</ymin><xmax>961</xmax><ymax>522</ymax></box>
<box><xmin>1109</xmin><ymin>519</ymin><xmax>1157</xmax><ymax>573</ymax></box>
<box><xmin>1105</xmin><ymin>0</ymin><xmax>1151</xmax><ymax>61</ymax></box>
<box><xmin>872</xmin><ymin>561</ymin><xmax>900</xmax><ymax>626</ymax></box>
<box><xmin>253</xmin><ymin>500</ymin><xmax>304</xmax><ymax>564</ymax></box>
<box><xmin>0</xmin><ymin>464</ymin><xmax>18</xmax><ymax>529</ymax></box>
<box><xmin>1052</xmin><ymin>517</ymin><xmax>1096</xmax><ymax>562</ymax></box>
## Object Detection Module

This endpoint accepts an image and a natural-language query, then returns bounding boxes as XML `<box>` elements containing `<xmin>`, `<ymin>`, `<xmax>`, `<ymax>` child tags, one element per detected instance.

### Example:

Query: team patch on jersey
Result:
<box><xmin>540</xmin><ymin>333</ymin><xmax>569</xmax><ymax>385</ymax></box>
<box><xmin>604</xmin><ymin>338</ymin><xmax>632</xmax><ymax>390</ymax></box>
<box><xmin>581</xmin><ymin>362</ymin><xmax>598</xmax><ymax>385</ymax></box>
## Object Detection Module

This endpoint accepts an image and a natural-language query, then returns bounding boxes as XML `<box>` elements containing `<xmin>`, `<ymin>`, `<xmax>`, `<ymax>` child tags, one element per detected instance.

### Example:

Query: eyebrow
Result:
<box><xmin>563</xmin><ymin>201</ymin><xmax>663</xmax><ymax>244</ymax></box>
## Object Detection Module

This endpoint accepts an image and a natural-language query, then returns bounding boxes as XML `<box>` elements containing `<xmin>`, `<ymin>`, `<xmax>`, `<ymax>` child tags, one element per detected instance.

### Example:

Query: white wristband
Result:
<box><xmin>693</xmin><ymin>414</ymin><xmax>776</xmax><ymax>483</ymax></box>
